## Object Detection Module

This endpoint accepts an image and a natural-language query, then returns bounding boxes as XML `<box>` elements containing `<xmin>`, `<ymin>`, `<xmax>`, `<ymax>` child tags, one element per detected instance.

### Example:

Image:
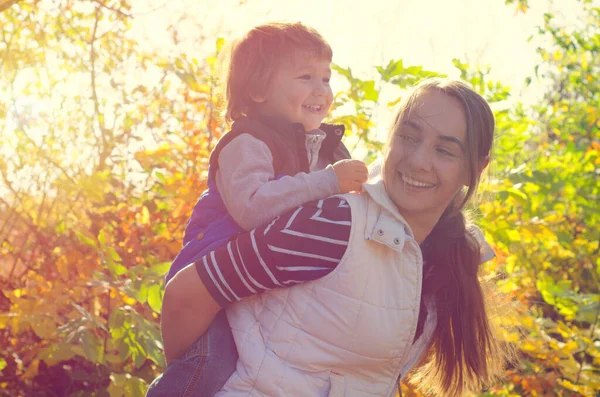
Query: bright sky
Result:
<box><xmin>128</xmin><ymin>0</ymin><xmax>580</xmax><ymax>135</ymax></box>
<box><xmin>131</xmin><ymin>0</ymin><xmax>554</xmax><ymax>97</ymax></box>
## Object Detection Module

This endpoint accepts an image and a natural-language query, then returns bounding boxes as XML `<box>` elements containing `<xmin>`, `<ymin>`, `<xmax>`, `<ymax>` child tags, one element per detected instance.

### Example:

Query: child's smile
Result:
<box><xmin>253</xmin><ymin>54</ymin><xmax>333</xmax><ymax>131</ymax></box>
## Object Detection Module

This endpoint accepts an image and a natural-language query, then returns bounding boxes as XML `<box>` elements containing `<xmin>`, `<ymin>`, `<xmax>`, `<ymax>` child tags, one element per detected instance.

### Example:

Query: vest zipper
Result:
<box><xmin>388</xmin><ymin>238</ymin><xmax>422</xmax><ymax>397</ymax></box>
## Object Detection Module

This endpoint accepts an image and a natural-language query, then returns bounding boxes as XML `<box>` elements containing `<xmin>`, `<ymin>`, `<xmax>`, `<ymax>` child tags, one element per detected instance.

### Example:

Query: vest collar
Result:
<box><xmin>362</xmin><ymin>170</ymin><xmax>417</xmax><ymax>252</ymax></box>
<box><xmin>251</xmin><ymin>115</ymin><xmax>345</xmax><ymax>142</ymax></box>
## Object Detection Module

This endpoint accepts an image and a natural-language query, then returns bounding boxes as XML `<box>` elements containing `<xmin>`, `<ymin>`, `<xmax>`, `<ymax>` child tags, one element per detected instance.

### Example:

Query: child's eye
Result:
<box><xmin>400</xmin><ymin>134</ymin><xmax>418</xmax><ymax>143</ymax></box>
<box><xmin>298</xmin><ymin>74</ymin><xmax>311</xmax><ymax>80</ymax></box>
<box><xmin>323</xmin><ymin>77</ymin><xmax>331</xmax><ymax>84</ymax></box>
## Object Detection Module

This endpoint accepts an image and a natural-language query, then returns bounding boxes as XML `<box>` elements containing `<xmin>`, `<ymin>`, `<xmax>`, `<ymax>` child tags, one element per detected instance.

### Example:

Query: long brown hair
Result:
<box><xmin>389</xmin><ymin>79</ymin><xmax>514</xmax><ymax>395</ymax></box>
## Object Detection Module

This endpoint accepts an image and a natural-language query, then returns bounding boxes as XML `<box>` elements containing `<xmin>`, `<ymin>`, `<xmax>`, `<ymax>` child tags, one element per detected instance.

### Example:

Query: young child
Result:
<box><xmin>148</xmin><ymin>22</ymin><xmax>368</xmax><ymax>396</ymax></box>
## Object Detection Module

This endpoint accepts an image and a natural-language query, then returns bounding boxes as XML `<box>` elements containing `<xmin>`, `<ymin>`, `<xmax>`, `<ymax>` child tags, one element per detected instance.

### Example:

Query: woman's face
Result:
<box><xmin>383</xmin><ymin>89</ymin><xmax>469</xmax><ymax>220</ymax></box>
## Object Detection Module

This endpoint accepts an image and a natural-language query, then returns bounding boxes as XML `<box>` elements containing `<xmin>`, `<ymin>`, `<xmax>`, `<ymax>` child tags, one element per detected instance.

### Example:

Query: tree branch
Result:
<box><xmin>0</xmin><ymin>0</ymin><xmax>22</xmax><ymax>14</ymax></box>
<box><xmin>89</xmin><ymin>6</ymin><xmax>111</xmax><ymax>171</ymax></box>
<box><xmin>575</xmin><ymin>304</ymin><xmax>600</xmax><ymax>383</ymax></box>
<box><xmin>90</xmin><ymin>0</ymin><xmax>131</xmax><ymax>19</ymax></box>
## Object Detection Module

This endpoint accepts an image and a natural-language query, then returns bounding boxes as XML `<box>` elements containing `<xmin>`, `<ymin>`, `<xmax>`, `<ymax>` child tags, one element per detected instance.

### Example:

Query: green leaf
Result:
<box><xmin>124</xmin><ymin>375</ymin><xmax>148</xmax><ymax>397</ymax></box>
<box><xmin>98</xmin><ymin>229</ymin><xmax>106</xmax><ymax>247</ymax></box>
<box><xmin>81</xmin><ymin>330</ymin><xmax>104</xmax><ymax>364</ymax></box>
<box><xmin>109</xmin><ymin>309</ymin><xmax>126</xmax><ymax>338</ymax></box>
<box><xmin>107</xmin><ymin>257</ymin><xmax>128</xmax><ymax>277</ymax></box>
<box><xmin>145</xmin><ymin>262</ymin><xmax>171</xmax><ymax>276</ymax></box>
<box><xmin>575</xmin><ymin>298</ymin><xmax>600</xmax><ymax>324</ymax></box>
<box><xmin>147</xmin><ymin>284</ymin><xmax>163</xmax><ymax>313</ymax></box>
<box><xmin>376</xmin><ymin>59</ymin><xmax>404</xmax><ymax>82</ymax></box>
<box><xmin>38</xmin><ymin>342</ymin><xmax>78</xmax><ymax>365</ymax></box>
<box><xmin>507</xmin><ymin>187</ymin><xmax>529</xmax><ymax>204</ymax></box>
<box><xmin>107</xmin><ymin>246</ymin><xmax>122</xmax><ymax>262</ymax></box>
<box><xmin>361</xmin><ymin>80</ymin><xmax>378</xmax><ymax>102</ymax></box>
<box><xmin>332</xmin><ymin>64</ymin><xmax>354</xmax><ymax>81</ymax></box>
<box><xmin>76</xmin><ymin>231</ymin><xmax>97</xmax><ymax>248</ymax></box>
<box><xmin>107</xmin><ymin>374</ymin><xmax>126</xmax><ymax>397</ymax></box>
<box><xmin>135</xmin><ymin>280</ymin><xmax>149</xmax><ymax>304</ymax></box>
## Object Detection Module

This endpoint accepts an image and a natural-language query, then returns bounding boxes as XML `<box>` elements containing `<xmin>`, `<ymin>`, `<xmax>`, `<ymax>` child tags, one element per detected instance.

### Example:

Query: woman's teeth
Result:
<box><xmin>401</xmin><ymin>173</ymin><xmax>435</xmax><ymax>188</ymax></box>
<box><xmin>303</xmin><ymin>105</ymin><xmax>322</xmax><ymax>111</ymax></box>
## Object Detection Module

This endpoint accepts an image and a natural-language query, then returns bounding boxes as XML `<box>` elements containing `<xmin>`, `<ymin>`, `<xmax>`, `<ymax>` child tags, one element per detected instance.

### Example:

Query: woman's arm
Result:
<box><xmin>161</xmin><ymin>196</ymin><xmax>352</xmax><ymax>363</ymax></box>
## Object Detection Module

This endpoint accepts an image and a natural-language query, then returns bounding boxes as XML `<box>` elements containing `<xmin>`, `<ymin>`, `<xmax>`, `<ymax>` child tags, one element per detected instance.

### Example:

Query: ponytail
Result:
<box><xmin>389</xmin><ymin>79</ymin><xmax>515</xmax><ymax>395</ymax></box>
<box><xmin>410</xmin><ymin>200</ymin><xmax>508</xmax><ymax>395</ymax></box>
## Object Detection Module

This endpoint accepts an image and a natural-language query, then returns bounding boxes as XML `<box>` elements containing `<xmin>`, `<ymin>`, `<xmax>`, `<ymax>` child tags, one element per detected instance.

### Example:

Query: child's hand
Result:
<box><xmin>332</xmin><ymin>159</ymin><xmax>369</xmax><ymax>193</ymax></box>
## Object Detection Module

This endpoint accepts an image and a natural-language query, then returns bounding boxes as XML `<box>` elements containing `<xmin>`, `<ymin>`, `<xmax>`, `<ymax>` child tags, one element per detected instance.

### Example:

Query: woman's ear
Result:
<box><xmin>478</xmin><ymin>155</ymin><xmax>490</xmax><ymax>174</ymax></box>
<box><xmin>463</xmin><ymin>155</ymin><xmax>490</xmax><ymax>187</ymax></box>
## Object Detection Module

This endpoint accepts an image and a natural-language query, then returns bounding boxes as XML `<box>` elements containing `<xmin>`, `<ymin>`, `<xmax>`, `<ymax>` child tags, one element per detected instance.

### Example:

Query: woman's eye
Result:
<box><xmin>437</xmin><ymin>147</ymin><xmax>455</xmax><ymax>157</ymax></box>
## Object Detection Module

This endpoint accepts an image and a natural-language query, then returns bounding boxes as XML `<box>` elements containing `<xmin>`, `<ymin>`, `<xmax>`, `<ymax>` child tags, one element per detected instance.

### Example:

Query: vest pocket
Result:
<box><xmin>328</xmin><ymin>372</ymin><xmax>345</xmax><ymax>397</ymax></box>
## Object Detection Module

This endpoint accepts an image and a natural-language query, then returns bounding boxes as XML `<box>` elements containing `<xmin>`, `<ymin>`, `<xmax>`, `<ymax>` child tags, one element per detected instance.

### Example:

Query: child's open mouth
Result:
<box><xmin>303</xmin><ymin>104</ymin><xmax>324</xmax><ymax>112</ymax></box>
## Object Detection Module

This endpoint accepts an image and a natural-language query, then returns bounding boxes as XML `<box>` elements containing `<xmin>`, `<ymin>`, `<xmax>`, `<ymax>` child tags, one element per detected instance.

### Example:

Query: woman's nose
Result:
<box><xmin>408</xmin><ymin>143</ymin><xmax>434</xmax><ymax>171</ymax></box>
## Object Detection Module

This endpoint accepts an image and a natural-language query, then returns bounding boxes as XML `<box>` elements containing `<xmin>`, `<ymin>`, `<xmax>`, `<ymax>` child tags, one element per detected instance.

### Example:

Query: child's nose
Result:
<box><xmin>313</xmin><ymin>81</ymin><xmax>327</xmax><ymax>95</ymax></box>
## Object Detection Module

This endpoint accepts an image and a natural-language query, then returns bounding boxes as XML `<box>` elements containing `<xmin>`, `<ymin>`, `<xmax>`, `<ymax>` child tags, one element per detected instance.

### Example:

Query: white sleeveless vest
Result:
<box><xmin>217</xmin><ymin>181</ymin><xmax>436</xmax><ymax>397</ymax></box>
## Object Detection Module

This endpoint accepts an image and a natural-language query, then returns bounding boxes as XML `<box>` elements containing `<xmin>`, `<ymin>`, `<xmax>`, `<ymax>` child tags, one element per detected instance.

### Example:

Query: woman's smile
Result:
<box><xmin>399</xmin><ymin>172</ymin><xmax>437</xmax><ymax>190</ymax></box>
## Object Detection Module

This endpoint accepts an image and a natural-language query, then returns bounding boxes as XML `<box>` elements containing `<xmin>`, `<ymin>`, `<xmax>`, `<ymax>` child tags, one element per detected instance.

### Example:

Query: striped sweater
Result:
<box><xmin>195</xmin><ymin>196</ymin><xmax>351</xmax><ymax>307</ymax></box>
<box><xmin>194</xmin><ymin>195</ymin><xmax>496</xmax><ymax>308</ymax></box>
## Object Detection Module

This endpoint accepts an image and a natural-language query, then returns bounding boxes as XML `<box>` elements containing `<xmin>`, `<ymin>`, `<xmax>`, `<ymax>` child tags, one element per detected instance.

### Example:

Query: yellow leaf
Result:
<box><xmin>138</xmin><ymin>206</ymin><xmax>150</xmax><ymax>225</ymax></box>
<box><xmin>21</xmin><ymin>359</ymin><xmax>39</xmax><ymax>380</ymax></box>
<box><xmin>563</xmin><ymin>340</ymin><xmax>578</xmax><ymax>353</ymax></box>
<box><xmin>56</xmin><ymin>256</ymin><xmax>70</xmax><ymax>281</ymax></box>
<box><xmin>31</xmin><ymin>316</ymin><xmax>56</xmax><ymax>339</ymax></box>
<box><xmin>505</xmin><ymin>331</ymin><xmax>520</xmax><ymax>342</ymax></box>
<box><xmin>554</xmin><ymin>50</ymin><xmax>563</xmax><ymax>61</ymax></box>
<box><xmin>0</xmin><ymin>314</ymin><xmax>11</xmax><ymax>329</ymax></box>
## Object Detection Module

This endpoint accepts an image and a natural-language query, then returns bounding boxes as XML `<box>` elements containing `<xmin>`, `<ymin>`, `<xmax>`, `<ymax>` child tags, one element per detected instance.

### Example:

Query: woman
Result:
<box><xmin>157</xmin><ymin>78</ymin><xmax>512</xmax><ymax>396</ymax></box>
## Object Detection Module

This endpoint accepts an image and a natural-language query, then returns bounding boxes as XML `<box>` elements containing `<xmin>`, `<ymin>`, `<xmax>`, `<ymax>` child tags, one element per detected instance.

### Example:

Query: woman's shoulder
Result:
<box><xmin>467</xmin><ymin>224</ymin><xmax>496</xmax><ymax>264</ymax></box>
<box><xmin>297</xmin><ymin>196</ymin><xmax>353</xmax><ymax>221</ymax></box>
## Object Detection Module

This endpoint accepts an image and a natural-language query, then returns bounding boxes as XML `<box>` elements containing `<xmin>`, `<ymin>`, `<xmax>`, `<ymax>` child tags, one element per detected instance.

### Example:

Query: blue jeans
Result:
<box><xmin>146</xmin><ymin>310</ymin><xmax>238</xmax><ymax>397</ymax></box>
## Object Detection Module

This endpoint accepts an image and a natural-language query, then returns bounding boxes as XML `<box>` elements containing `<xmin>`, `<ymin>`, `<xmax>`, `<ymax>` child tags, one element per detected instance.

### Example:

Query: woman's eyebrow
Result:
<box><xmin>405</xmin><ymin>119</ymin><xmax>465</xmax><ymax>151</ymax></box>
<box><xmin>439</xmin><ymin>135</ymin><xmax>465</xmax><ymax>151</ymax></box>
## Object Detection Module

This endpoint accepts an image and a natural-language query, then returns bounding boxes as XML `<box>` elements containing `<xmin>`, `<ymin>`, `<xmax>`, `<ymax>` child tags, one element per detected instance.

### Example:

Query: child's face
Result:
<box><xmin>253</xmin><ymin>54</ymin><xmax>333</xmax><ymax>131</ymax></box>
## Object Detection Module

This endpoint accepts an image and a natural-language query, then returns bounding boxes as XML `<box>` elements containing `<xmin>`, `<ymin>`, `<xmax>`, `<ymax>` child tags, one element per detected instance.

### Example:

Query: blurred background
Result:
<box><xmin>0</xmin><ymin>0</ymin><xmax>598</xmax><ymax>395</ymax></box>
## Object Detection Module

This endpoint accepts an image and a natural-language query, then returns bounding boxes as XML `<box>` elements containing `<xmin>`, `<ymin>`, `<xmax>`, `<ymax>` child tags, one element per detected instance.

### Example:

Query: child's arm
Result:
<box><xmin>161</xmin><ymin>196</ymin><xmax>352</xmax><ymax>363</ymax></box>
<box><xmin>216</xmin><ymin>134</ymin><xmax>367</xmax><ymax>230</ymax></box>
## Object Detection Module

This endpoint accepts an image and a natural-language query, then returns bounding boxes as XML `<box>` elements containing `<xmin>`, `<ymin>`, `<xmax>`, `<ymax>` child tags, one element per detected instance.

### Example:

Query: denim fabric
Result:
<box><xmin>146</xmin><ymin>310</ymin><xmax>238</xmax><ymax>397</ymax></box>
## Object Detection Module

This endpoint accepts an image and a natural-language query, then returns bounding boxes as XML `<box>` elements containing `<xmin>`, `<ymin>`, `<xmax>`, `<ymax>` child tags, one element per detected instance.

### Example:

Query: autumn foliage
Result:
<box><xmin>0</xmin><ymin>1</ymin><xmax>598</xmax><ymax>396</ymax></box>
